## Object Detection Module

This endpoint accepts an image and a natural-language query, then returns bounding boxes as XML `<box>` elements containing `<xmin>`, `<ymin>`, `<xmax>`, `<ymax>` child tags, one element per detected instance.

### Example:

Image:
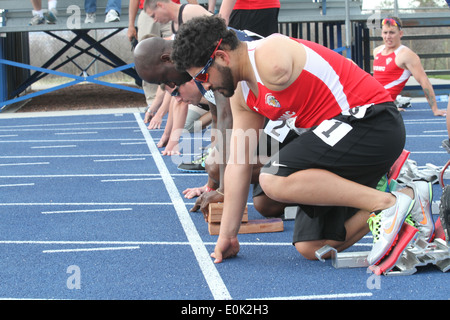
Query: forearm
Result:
<box><xmin>421</xmin><ymin>81</ymin><xmax>438</xmax><ymax>113</ymax></box>
<box><xmin>219</xmin><ymin>163</ymin><xmax>252</xmax><ymax>238</ymax></box>
<box><xmin>214</xmin><ymin>93</ymin><xmax>233</xmax><ymax>192</ymax></box>
<box><xmin>128</xmin><ymin>0</ymin><xmax>139</xmax><ymax>29</ymax></box>
<box><xmin>218</xmin><ymin>0</ymin><xmax>237</xmax><ymax>25</ymax></box>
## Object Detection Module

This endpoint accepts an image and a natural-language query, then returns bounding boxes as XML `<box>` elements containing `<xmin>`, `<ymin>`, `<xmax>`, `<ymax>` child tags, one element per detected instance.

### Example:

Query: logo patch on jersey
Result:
<box><xmin>386</xmin><ymin>57</ymin><xmax>393</xmax><ymax>65</ymax></box>
<box><xmin>265</xmin><ymin>93</ymin><xmax>281</xmax><ymax>108</ymax></box>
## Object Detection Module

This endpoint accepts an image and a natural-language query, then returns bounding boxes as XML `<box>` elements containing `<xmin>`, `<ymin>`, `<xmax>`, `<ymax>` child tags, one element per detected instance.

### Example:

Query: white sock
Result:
<box><xmin>32</xmin><ymin>9</ymin><xmax>44</xmax><ymax>17</ymax></box>
<box><xmin>48</xmin><ymin>0</ymin><xmax>57</xmax><ymax>10</ymax></box>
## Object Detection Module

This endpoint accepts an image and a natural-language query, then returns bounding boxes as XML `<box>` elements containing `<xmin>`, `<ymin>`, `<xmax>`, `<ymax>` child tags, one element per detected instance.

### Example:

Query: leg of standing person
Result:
<box><xmin>105</xmin><ymin>0</ymin><xmax>121</xmax><ymax>22</ymax></box>
<box><xmin>443</xmin><ymin>96</ymin><xmax>450</xmax><ymax>152</ymax></box>
<box><xmin>30</xmin><ymin>0</ymin><xmax>57</xmax><ymax>25</ymax></box>
<box><xmin>30</xmin><ymin>0</ymin><xmax>45</xmax><ymax>25</ymax></box>
<box><xmin>84</xmin><ymin>0</ymin><xmax>97</xmax><ymax>23</ymax></box>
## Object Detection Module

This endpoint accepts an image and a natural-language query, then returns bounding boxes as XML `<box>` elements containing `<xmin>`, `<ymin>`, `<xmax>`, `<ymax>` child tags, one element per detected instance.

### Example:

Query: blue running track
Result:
<box><xmin>0</xmin><ymin>101</ymin><xmax>448</xmax><ymax>303</ymax></box>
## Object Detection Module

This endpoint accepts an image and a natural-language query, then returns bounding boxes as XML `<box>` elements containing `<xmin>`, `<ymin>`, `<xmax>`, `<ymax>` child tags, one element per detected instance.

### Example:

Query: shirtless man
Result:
<box><xmin>171</xmin><ymin>16</ymin><xmax>435</xmax><ymax>265</ymax></box>
<box><xmin>373</xmin><ymin>16</ymin><xmax>446</xmax><ymax>116</ymax></box>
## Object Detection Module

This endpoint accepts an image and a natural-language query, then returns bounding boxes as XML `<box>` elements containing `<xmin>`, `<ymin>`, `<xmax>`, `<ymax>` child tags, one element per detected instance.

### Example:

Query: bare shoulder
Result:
<box><xmin>254</xmin><ymin>36</ymin><xmax>304</xmax><ymax>89</ymax></box>
<box><xmin>373</xmin><ymin>44</ymin><xmax>384</xmax><ymax>55</ymax></box>
<box><xmin>396</xmin><ymin>45</ymin><xmax>420</xmax><ymax>66</ymax></box>
<box><xmin>184</xmin><ymin>4</ymin><xmax>213</xmax><ymax>19</ymax></box>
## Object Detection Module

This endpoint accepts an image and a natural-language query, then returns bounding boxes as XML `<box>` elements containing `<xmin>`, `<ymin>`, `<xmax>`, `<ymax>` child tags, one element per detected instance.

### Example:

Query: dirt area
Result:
<box><xmin>14</xmin><ymin>83</ymin><xmax>146</xmax><ymax>113</ymax></box>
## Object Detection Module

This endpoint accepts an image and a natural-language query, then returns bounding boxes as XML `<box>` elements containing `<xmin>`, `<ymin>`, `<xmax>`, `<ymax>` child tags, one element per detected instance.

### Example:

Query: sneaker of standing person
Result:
<box><xmin>367</xmin><ymin>191</ymin><xmax>415</xmax><ymax>265</ymax></box>
<box><xmin>44</xmin><ymin>8</ymin><xmax>57</xmax><ymax>24</ymax></box>
<box><xmin>29</xmin><ymin>13</ymin><xmax>45</xmax><ymax>25</ymax></box>
<box><xmin>85</xmin><ymin>12</ymin><xmax>96</xmax><ymax>23</ymax></box>
<box><xmin>105</xmin><ymin>9</ymin><xmax>120</xmax><ymax>23</ymax></box>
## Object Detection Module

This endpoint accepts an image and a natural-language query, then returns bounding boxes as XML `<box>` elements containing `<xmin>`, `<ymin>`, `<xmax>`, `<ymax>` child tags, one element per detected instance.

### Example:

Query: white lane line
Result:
<box><xmin>54</xmin><ymin>132</ymin><xmax>98</xmax><ymax>135</ymax></box>
<box><xmin>101</xmin><ymin>178</ymin><xmax>162</xmax><ymax>182</ymax></box>
<box><xmin>0</xmin><ymin>139</ymin><xmax>145</xmax><ymax>143</ymax></box>
<box><xmin>120</xmin><ymin>142</ymin><xmax>147</xmax><ymax>145</ymax></box>
<box><xmin>0</xmin><ymin>120</ymin><xmax>137</xmax><ymax>129</ymax></box>
<box><xmin>0</xmin><ymin>240</ymin><xmax>289</xmax><ymax>246</ymax></box>
<box><xmin>43</xmin><ymin>246</ymin><xmax>140</xmax><ymax>253</ymax></box>
<box><xmin>0</xmin><ymin>162</ymin><xmax>49</xmax><ymax>166</ymax></box>
<box><xmin>93</xmin><ymin>158</ymin><xmax>146</xmax><ymax>162</ymax></box>
<box><xmin>41</xmin><ymin>208</ymin><xmax>133</xmax><ymax>214</ymax></box>
<box><xmin>251</xmin><ymin>292</ymin><xmax>373</xmax><ymax>300</ymax></box>
<box><xmin>31</xmin><ymin>145</ymin><xmax>77</xmax><ymax>149</ymax></box>
<box><xmin>0</xmin><ymin>127</ymin><xmax>137</xmax><ymax>132</ymax></box>
<box><xmin>0</xmin><ymin>183</ymin><xmax>35</xmax><ymax>187</ymax></box>
<box><xmin>0</xmin><ymin>202</ymin><xmax>177</xmax><ymax>206</ymax></box>
<box><xmin>0</xmin><ymin>173</ymin><xmax>205</xmax><ymax>177</ymax></box>
<box><xmin>134</xmin><ymin>112</ymin><xmax>231</xmax><ymax>300</ymax></box>
<box><xmin>0</xmin><ymin>154</ymin><xmax>151</xmax><ymax>159</ymax></box>
<box><xmin>406</xmin><ymin>134</ymin><xmax>447</xmax><ymax>138</ymax></box>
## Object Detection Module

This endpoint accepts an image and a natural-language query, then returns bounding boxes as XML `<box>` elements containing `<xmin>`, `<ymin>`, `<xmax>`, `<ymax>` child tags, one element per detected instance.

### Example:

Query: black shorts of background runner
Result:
<box><xmin>229</xmin><ymin>7</ymin><xmax>279</xmax><ymax>37</ymax></box>
<box><xmin>260</xmin><ymin>102</ymin><xmax>405</xmax><ymax>243</ymax></box>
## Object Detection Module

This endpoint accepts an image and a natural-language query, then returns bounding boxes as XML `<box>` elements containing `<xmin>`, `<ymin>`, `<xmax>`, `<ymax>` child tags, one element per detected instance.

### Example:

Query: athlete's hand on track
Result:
<box><xmin>211</xmin><ymin>235</ymin><xmax>240</xmax><ymax>263</ymax></box>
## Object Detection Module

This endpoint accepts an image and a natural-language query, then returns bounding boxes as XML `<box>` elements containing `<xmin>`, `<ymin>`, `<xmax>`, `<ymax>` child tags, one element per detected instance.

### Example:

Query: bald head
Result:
<box><xmin>133</xmin><ymin>37</ymin><xmax>191</xmax><ymax>86</ymax></box>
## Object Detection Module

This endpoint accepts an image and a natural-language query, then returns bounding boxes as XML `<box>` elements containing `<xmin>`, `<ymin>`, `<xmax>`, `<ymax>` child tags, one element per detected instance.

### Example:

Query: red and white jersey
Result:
<box><xmin>234</xmin><ymin>0</ymin><xmax>280</xmax><ymax>10</ymax></box>
<box><xmin>241</xmin><ymin>36</ymin><xmax>393</xmax><ymax>129</ymax></box>
<box><xmin>373</xmin><ymin>45</ymin><xmax>412</xmax><ymax>100</ymax></box>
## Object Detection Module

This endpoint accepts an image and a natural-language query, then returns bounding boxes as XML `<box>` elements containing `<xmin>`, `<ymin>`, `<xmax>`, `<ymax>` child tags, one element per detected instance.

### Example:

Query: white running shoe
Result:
<box><xmin>408</xmin><ymin>181</ymin><xmax>434</xmax><ymax>242</ymax></box>
<box><xmin>85</xmin><ymin>13</ymin><xmax>96</xmax><ymax>24</ymax></box>
<box><xmin>29</xmin><ymin>14</ymin><xmax>45</xmax><ymax>26</ymax></box>
<box><xmin>367</xmin><ymin>192</ymin><xmax>414</xmax><ymax>265</ymax></box>
<box><xmin>44</xmin><ymin>8</ymin><xmax>57</xmax><ymax>24</ymax></box>
<box><xmin>105</xmin><ymin>10</ymin><xmax>120</xmax><ymax>23</ymax></box>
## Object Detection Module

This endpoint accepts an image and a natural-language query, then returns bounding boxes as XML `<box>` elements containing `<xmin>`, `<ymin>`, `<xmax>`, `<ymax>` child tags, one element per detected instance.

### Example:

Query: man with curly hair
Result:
<box><xmin>171</xmin><ymin>16</ymin><xmax>433</xmax><ymax>267</ymax></box>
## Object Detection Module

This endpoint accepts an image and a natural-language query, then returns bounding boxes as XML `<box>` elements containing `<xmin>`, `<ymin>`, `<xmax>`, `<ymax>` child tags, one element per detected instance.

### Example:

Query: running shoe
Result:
<box><xmin>407</xmin><ymin>181</ymin><xmax>434</xmax><ymax>242</ymax></box>
<box><xmin>85</xmin><ymin>13</ymin><xmax>96</xmax><ymax>24</ymax></box>
<box><xmin>29</xmin><ymin>14</ymin><xmax>45</xmax><ymax>26</ymax></box>
<box><xmin>44</xmin><ymin>8</ymin><xmax>57</xmax><ymax>24</ymax></box>
<box><xmin>367</xmin><ymin>192</ymin><xmax>415</xmax><ymax>265</ymax></box>
<box><xmin>105</xmin><ymin>10</ymin><xmax>120</xmax><ymax>23</ymax></box>
<box><xmin>439</xmin><ymin>185</ymin><xmax>450</xmax><ymax>244</ymax></box>
<box><xmin>442</xmin><ymin>139</ymin><xmax>450</xmax><ymax>153</ymax></box>
<box><xmin>177</xmin><ymin>148</ymin><xmax>210</xmax><ymax>173</ymax></box>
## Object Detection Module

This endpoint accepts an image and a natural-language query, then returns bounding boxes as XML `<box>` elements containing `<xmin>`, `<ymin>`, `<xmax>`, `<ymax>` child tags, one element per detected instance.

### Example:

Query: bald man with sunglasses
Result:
<box><xmin>134</xmin><ymin>35</ymin><xmax>291</xmax><ymax>220</ymax></box>
<box><xmin>373</xmin><ymin>16</ymin><xmax>446</xmax><ymax>116</ymax></box>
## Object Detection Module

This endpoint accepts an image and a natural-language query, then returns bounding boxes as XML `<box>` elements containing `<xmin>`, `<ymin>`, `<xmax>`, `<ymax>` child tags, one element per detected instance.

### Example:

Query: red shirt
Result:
<box><xmin>243</xmin><ymin>36</ymin><xmax>393</xmax><ymax>129</ymax></box>
<box><xmin>139</xmin><ymin>0</ymin><xmax>180</xmax><ymax>9</ymax></box>
<box><xmin>373</xmin><ymin>45</ymin><xmax>412</xmax><ymax>100</ymax></box>
<box><xmin>234</xmin><ymin>0</ymin><xmax>280</xmax><ymax>10</ymax></box>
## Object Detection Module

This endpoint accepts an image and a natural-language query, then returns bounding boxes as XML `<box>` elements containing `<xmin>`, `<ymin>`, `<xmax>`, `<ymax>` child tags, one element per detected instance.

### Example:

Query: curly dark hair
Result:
<box><xmin>171</xmin><ymin>15</ymin><xmax>239</xmax><ymax>72</ymax></box>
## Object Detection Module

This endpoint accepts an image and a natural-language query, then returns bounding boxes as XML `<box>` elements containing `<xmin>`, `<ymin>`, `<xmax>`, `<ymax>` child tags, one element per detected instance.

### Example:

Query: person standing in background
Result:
<box><xmin>29</xmin><ymin>0</ymin><xmax>57</xmax><ymax>25</ymax></box>
<box><xmin>217</xmin><ymin>0</ymin><xmax>280</xmax><ymax>37</ymax></box>
<box><xmin>84</xmin><ymin>0</ymin><xmax>123</xmax><ymax>23</ymax></box>
<box><xmin>373</xmin><ymin>16</ymin><xmax>446</xmax><ymax>117</ymax></box>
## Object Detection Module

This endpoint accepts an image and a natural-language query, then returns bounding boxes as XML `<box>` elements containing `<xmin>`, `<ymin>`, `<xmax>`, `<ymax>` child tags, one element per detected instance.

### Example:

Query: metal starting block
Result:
<box><xmin>315</xmin><ymin>228</ymin><xmax>450</xmax><ymax>276</ymax></box>
<box><xmin>389</xmin><ymin>238</ymin><xmax>450</xmax><ymax>276</ymax></box>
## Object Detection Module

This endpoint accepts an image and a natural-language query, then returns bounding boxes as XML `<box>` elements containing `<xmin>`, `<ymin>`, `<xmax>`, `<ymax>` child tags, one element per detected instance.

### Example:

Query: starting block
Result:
<box><xmin>207</xmin><ymin>203</ymin><xmax>284</xmax><ymax>235</ymax></box>
<box><xmin>316</xmin><ymin>183</ymin><xmax>450</xmax><ymax>276</ymax></box>
<box><xmin>315</xmin><ymin>221</ymin><xmax>450</xmax><ymax>276</ymax></box>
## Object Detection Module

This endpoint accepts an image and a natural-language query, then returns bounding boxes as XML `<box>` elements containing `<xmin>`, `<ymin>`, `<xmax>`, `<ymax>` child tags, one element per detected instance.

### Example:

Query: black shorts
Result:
<box><xmin>259</xmin><ymin>102</ymin><xmax>405</xmax><ymax>243</ymax></box>
<box><xmin>229</xmin><ymin>8</ymin><xmax>279</xmax><ymax>37</ymax></box>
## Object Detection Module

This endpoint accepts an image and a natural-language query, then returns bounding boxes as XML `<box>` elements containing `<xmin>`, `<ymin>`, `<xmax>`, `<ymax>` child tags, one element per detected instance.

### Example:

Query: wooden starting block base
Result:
<box><xmin>207</xmin><ymin>203</ymin><xmax>284</xmax><ymax>235</ymax></box>
<box><xmin>208</xmin><ymin>203</ymin><xmax>248</xmax><ymax>223</ymax></box>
